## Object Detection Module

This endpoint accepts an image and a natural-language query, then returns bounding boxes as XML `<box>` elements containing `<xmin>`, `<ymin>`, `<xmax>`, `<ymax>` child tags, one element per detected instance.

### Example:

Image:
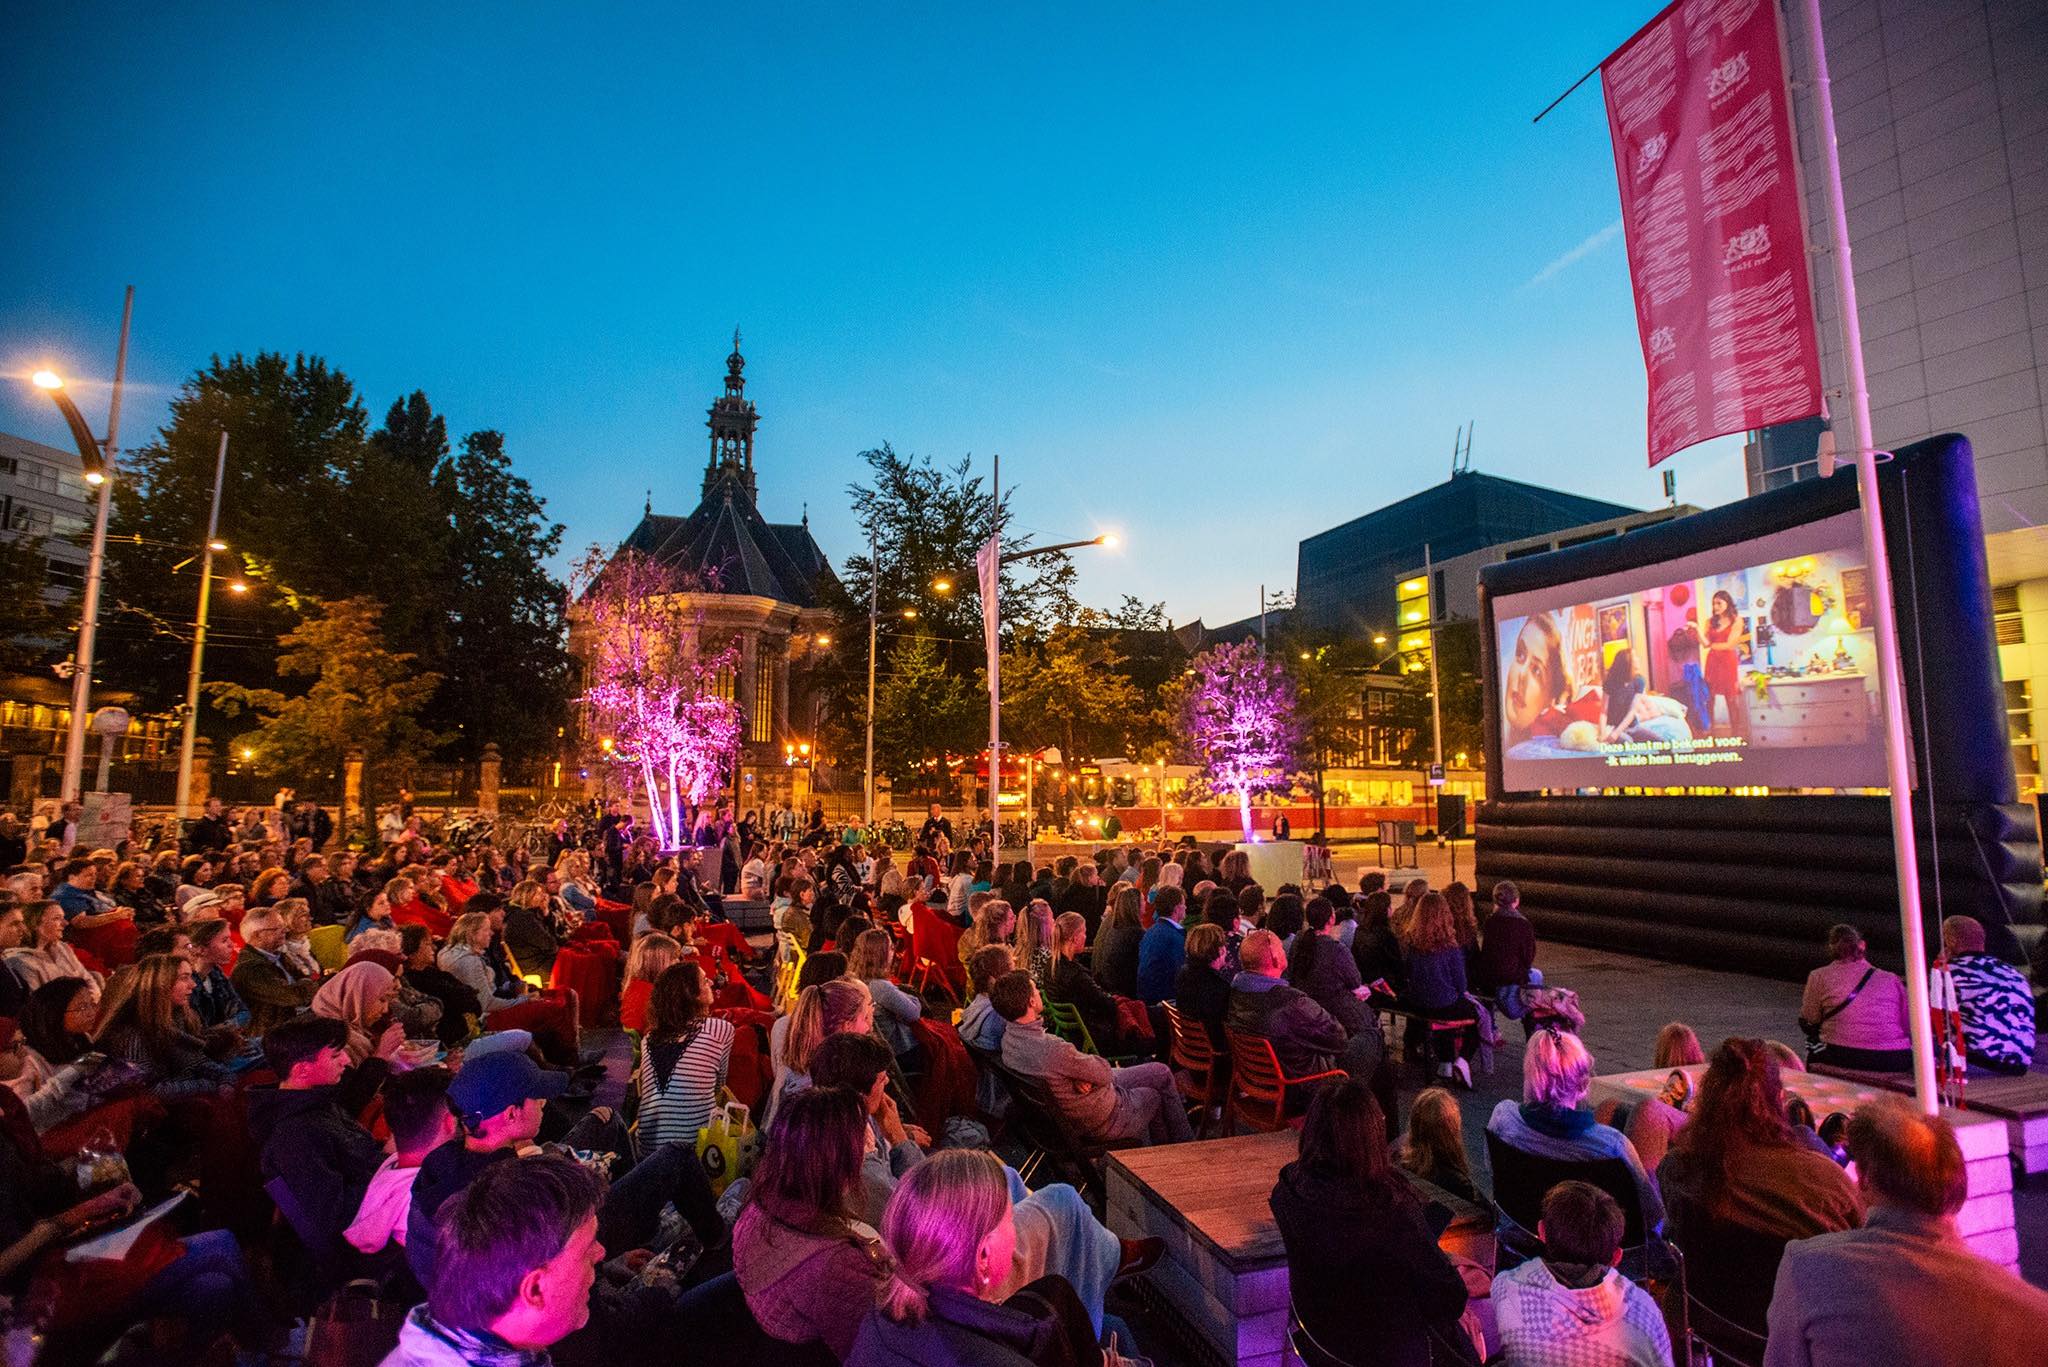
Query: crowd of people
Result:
<box><xmin>0</xmin><ymin>791</ymin><xmax>2041</xmax><ymax>1367</ymax></box>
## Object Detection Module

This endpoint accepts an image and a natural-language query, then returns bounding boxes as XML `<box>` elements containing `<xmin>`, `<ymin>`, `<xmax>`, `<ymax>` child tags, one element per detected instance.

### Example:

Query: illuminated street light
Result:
<box><xmin>227</xmin><ymin>580</ymin><xmax>249</xmax><ymax>594</ymax></box>
<box><xmin>901</xmin><ymin>607</ymin><xmax>919</xmax><ymax>620</ymax></box>
<box><xmin>207</xmin><ymin>539</ymin><xmax>228</xmax><ymax>552</ymax></box>
<box><xmin>1372</xmin><ymin>633</ymin><xmax>1388</xmax><ymax>646</ymax></box>
<box><xmin>933</xmin><ymin>578</ymin><xmax>953</xmax><ymax>594</ymax></box>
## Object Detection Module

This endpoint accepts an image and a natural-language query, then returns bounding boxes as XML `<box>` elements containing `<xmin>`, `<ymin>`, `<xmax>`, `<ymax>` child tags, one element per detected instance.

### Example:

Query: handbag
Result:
<box><xmin>303</xmin><ymin>1278</ymin><xmax>405</xmax><ymax>1367</ymax></box>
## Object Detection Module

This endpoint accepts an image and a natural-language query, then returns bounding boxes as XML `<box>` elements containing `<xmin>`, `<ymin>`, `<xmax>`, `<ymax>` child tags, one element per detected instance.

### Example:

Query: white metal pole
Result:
<box><xmin>1424</xmin><ymin>544</ymin><xmax>1445</xmax><ymax>774</ymax></box>
<box><xmin>990</xmin><ymin>453</ymin><xmax>1002</xmax><ymax>855</ymax></box>
<box><xmin>864</xmin><ymin>524</ymin><xmax>878</xmax><ymax>827</ymax></box>
<box><xmin>175</xmin><ymin>431</ymin><xmax>230</xmax><ymax>819</ymax></box>
<box><xmin>61</xmin><ymin>286</ymin><xmax>132</xmax><ymax>803</ymax></box>
<box><xmin>1801</xmin><ymin>0</ymin><xmax>1938</xmax><ymax>1113</ymax></box>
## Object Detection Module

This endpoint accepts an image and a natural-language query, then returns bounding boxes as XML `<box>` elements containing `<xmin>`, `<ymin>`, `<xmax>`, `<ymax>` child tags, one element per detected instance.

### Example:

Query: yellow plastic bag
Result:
<box><xmin>696</xmin><ymin>1094</ymin><xmax>757</xmax><ymax>1195</ymax></box>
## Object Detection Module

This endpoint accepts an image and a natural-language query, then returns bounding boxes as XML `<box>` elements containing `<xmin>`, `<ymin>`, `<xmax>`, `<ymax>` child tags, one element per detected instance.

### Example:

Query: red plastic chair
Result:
<box><xmin>1224</xmin><ymin>1029</ymin><xmax>1345</xmax><ymax>1133</ymax></box>
<box><xmin>908</xmin><ymin>901</ymin><xmax>966</xmax><ymax>1001</ymax></box>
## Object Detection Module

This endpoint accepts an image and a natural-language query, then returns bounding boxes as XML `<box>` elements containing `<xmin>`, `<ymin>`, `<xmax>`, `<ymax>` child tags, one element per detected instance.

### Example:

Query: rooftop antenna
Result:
<box><xmin>1451</xmin><ymin>422</ymin><xmax>1474</xmax><ymax>477</ymax></box>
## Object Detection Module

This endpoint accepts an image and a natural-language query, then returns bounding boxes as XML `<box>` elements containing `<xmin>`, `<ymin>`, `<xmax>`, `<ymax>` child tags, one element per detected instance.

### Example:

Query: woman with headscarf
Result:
<box><xmin>310</xmin><ymin>960</ymin><xmax>407</xmax><ymax>1065</ymax></box>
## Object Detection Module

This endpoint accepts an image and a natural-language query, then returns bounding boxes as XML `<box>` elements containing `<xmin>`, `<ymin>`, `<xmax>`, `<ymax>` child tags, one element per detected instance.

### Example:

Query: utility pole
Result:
<box><xmin>864</xmin><ymin>524</ymin><xmax>879</xmax><ymax>827</ymax></box>
<box><xmin>989</xmin><ymin>452</ymin><xmax>1002</xmax><ymax>852</ymax></box>
<box><xmin>174</xmin><ymin>431</ymin><xmax>230</xmax><ymax>818</ymax></box>
<box><xmin>60</xmin><ymin>287</ymin><xmax>132</xmax><ymax>802</ymax></box>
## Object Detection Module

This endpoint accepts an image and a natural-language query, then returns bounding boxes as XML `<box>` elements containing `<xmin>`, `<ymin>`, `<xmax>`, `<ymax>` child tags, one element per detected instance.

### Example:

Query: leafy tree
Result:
<box><xmin>100</xmin><ymin>356</ymin><xmax>573</xmax><ymax>764</ymax></box>
<box><xmin>872</xmin><ymin>632</ymin><xmax>977</xmax><ymax>801</ymax></box>
<box><xmin>0</xmin><ymin>534</ymin><xmax>74</xmax><ymax>672</ymax></box>
<box><xmin>206</xmin><ymin>596</ymin><xmax>444</xmax><ymax>801</ymax></box>
<box><xmin>1182</xmin><ymin>640</ymin><xmax>1304</xmax><ymax>841</ymax></box>
<box><xmin>999</xmin><ymin>618</ymin><xmax>1150</xmax><ymax>762</ymax></box>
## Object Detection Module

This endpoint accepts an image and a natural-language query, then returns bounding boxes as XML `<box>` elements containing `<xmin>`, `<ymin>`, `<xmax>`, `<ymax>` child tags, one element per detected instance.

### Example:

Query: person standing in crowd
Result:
<box><xmin>1764</xmin><ymin>1099</ymin><xmax>2048</xmax><ymax>1367</ymax></box>
<box><xmin>1935</xmin><ymin>915</ymin><xmax>2035</xmax><ymax>1075</ymax></box>
<box><xmin>1492</xmin><ymin>1182</ymin><xmax>1673</xmax><ymax>1367</ymax></box>
<box><xmin>1799</xmin><ymin>923</ymin><xmax>1912</xmax><ymax>1071</ymax></box>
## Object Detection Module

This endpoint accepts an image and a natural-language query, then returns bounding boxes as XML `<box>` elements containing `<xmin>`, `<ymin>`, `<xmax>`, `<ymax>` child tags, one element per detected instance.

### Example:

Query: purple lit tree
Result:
<box><xmin>572</xmin><ymin>546</ymin><xmax>742</xmax><ymax>850</ymax></box>
<box><xmin>1181</xmin><ymin>640</ymin><xmax>1304</xmax><ymax>843</ymax></box>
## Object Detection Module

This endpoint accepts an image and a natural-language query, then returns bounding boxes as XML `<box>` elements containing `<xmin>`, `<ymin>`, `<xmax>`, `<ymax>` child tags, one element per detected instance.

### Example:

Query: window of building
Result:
<box><xmin>45</xmin><ymin>558</ymin><xmax>83</xmax><ymax>591</ymax></box>
<box><xmin>2007</xmin><ymin>679</ymin><xmax>2033</xmax><ymax>742</ymax></box>
<box><xmin>1994</xmin><ymin>585</ymin><xmax>2025</xmax><ymax>645</ymax></box>
<box><xmin>750</xmin><ymin>654</ymin><xmax>774</xmax><ymax>744</ymax></box>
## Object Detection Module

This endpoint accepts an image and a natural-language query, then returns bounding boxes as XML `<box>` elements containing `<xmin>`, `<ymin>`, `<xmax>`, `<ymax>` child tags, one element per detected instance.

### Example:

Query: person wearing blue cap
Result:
<box><xmin>406</xmin><ymin>1048</ymin><xmax>726</xmax><ymax>1297</ymax></box>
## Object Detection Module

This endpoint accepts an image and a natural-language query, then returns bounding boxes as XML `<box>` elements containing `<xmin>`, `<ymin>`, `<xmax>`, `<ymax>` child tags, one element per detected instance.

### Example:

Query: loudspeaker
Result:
<box><xmin>1437</xmin><ymin>794</ymin><xmax>1467</xmax><ymax>840</ymax></box>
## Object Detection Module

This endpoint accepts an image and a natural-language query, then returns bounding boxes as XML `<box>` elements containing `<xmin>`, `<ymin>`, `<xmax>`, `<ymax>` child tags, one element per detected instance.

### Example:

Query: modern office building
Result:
<box><xmin>1290</xmin><ymin>470</ymin><xmax>1637</xmax><ymax>638</ymax></box>
<box><xmin>0</xmin><ymin>430</ymin><xmax>93</xmax><ymax>600</ymax></box>
<box><xmin>1749</xmin><ymin>0</ymin><xmax>2048</xmax><ymax>793</ymax></box>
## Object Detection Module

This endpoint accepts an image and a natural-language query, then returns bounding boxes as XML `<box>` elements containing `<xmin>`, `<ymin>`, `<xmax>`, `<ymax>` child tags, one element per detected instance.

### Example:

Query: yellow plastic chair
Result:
<box><xmin>307</xmin><ymin>924</ymin><xmax>349</xmax><ymax>973</ymax></box>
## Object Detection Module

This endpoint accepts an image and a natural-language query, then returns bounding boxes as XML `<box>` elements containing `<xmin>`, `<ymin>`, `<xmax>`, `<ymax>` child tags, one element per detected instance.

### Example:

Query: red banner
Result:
<box><xmin>1602</xmin><ymin>0</ymin><xmax>1824</xmax><ymax>466</ymax></box>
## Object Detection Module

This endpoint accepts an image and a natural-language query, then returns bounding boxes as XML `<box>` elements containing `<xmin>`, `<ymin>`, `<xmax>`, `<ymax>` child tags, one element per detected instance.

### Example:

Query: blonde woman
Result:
<box><xmin>957</xmin><ymin>897</ymin><xmax>1016</xmax><ymax>971</ymax></box>
<box><xmin>437</xmin><ymin>911</ymin><xmax>526</xmax><ymax>1014</ymax></box>
<box><xmin>1397</xmin><ymin>891</ymin><xmax>1478</xmax><ymax>1086</ymax></box>
<box><xmin>849</xmin><ymin>927</ymin><xmax>924</xmax><ymax>1062</ymax></box>
<box><xmin>1395</xmin><ymin>1087</ymin><xmax>1483</xmax><ymax>1206</ymax></box>
<box><xmin>767</xmin><ymin>977</ymin><xmax>873</xmax><ymax>1127</ymax></box>
<box><xmin>621</xmin><ymin>932</ymin><xmax>685</xmax><ymax>1033</ymax></box>
<box><xmin>1485</xmin><ymin>1026</ymin><xmax>1664</xmax><ymax>1231</ymax></box>
<box><xmin>1090</xmin><ymin>887</ymin><xmax>1144</xmax><ymax>998</ymax></box>
<box><xmin>94</xmin><ymin>952</ymin><xmax>232</xmax><ymax>1100</ymax></box>
<box><xmin>1015</xmin><ymin>899</ymin><xmax>1057</xmax><ymax>994</ymax></box>
<box><xmin>853</xmin><ymin>1149</ymin><xmax>1121</xmax><ymax>1366</ymax></box>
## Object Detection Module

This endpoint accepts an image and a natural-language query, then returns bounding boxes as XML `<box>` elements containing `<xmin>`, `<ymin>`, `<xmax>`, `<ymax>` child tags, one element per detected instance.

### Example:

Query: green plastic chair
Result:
<box><xmin>1044</xmin><ymin>999</ymin><xmax>1137</xmax><ymax>1064</ymax></box>
<box><xmin>307</xmin><ymin>924</ymin><xmax>349</xmax><ymax>973</ymax></box>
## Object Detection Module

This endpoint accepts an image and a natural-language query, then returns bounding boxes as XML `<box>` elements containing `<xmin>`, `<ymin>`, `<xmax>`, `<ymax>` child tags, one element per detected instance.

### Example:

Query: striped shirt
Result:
<box><xmin>1949</xmin><ymin>953</ymin><xmax>2035</xmax><ymax>1070</ymax></box>
<box><xmin>634</xmin><ymin>1016</ymin><xmax>736</xmax><ymax>1149</ymax></box>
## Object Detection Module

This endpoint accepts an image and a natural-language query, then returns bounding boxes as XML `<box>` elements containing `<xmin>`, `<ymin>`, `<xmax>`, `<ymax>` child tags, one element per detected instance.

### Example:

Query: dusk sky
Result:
<box><xmin>1</xmin><ymin>3</ymin><xmax>1749</xmax><ymax>630</ymax></box>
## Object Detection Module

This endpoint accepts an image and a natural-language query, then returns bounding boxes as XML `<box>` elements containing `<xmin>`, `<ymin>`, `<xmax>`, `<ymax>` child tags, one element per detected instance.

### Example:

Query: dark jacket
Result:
<box><xmin>1227</xmin><ymin>973</ymin><xmax>1348</xmax><ymax>1077</ymax></box>
<box><xmin>1174</xmin><ymin>958</ymin><xmax>1233</xmax><ymax>1048</ymax></box>
<box><xmin>1055</xmin><ymin>881</ymin><xmax>1106</xmax><ymax>940</ymax></box>
<box><xmin>404</xmin><ymin>963</ymin><xmax>483</xmax><ymax>1045</ymax></box>
<box><xmin>1402</xmin><ymin>946</ymin><xmax>1467</xmax><ymax>1011</ymax></box>
<box><xmin>846</xmin><ymin>1277</ymin><xmax>1094</xmax><ymax>1367</ymax></box>
<box><xmin>1288</xmin><ymin>934</ymin><xmax>1373</xmax><ymax>1036</ymax></box>
<box><xmin>1048</xmin><ymin>956</ymin><xmax>1120</xmax><ymax>1049</ymax></box>
<box><xmin>1351</xmin><ymin>925</ymin><xmax>1405</xmax><ymax>993</ymax></box>
<box><xmin>247</xmin><ymin>1066</ymin><xmax>390</xmax><ymax>1253</ymax></box>
<box><xmin>232</xmin><ymin>947</ymin><xmax>318</xmax><ymax>1035</ymax></box>
<box><xmin>183</xmin><ymin>812</ymin><xmax>232</xmax><ymax>855</ymax></box>
<box><xmin>1135</xmin><ymin>918</ymin><xmax>1186</xmax><ymax>1003</ymax></box>
<box><xmin>1270</xmin><ymin>1161</ymin><xmax>1471</xmax><ymax>1367</ymax></box>
<box><xmin>190</xmin><ymin>963</ymin><xmax>250</xmax><ymax>1031</ymax></box>
<box><xmin>1091</xmin><ymin>923</ymin><xmax>1143</xmax><ymax>999</ymax></box>
<box><xmin>1473</xmin><ymin>908</ymin><xmax>1536</xmax><ymax>993</ymax></box>
<box><xmin>297</xmin><ymin>877</ymin><xmax>356</xmax><ymax>929</ymax></box>
<box><xmin>502</xmin><ymin>905</ymin><xmax>560</xmax><ymax>980</ymax></box>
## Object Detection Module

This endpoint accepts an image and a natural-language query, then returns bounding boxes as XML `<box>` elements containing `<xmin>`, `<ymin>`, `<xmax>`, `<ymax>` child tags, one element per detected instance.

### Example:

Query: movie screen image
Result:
<box><xmin>1493</xmin><ymin>510</ymin><xmax>1886</xmax><ymax>793</ymax></box>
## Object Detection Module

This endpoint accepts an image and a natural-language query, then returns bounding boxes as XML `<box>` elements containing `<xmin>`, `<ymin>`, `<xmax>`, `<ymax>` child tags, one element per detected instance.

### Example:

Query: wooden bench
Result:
<box><xmin>1104</xmin><ymin>1130</ymin><xmax>1491</xmax><ymax>1367</ymax></box>
<box><xmin>1807</xmin><ymin>1059</ymin><xmax>2048</xmax><ymax>1174</ymax></box>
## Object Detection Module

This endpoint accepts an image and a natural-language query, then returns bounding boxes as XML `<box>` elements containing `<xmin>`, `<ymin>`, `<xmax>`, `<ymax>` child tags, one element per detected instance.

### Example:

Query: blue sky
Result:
<box><xmin>0</xmin><ymin>3</ymin><xmax>1748</xmax><ymax>628</ymax></box>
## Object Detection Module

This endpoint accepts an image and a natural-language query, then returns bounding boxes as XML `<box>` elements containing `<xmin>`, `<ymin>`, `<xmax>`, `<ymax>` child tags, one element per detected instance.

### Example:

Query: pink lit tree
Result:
<box><xmin>572</xmin><ymin>546</ymin><xmax>742</xmax><ymax>850</ymax></box>
<box><xmin>1181</xmin><ymin>640</ymin><xmax>1304</xmax><ymax>843</ymax></box>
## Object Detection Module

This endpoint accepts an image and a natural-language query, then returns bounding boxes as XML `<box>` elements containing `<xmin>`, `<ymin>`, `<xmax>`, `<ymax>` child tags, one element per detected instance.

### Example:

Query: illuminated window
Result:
<box><xmin>751</xmin><ymin>654</ymin><xmax>774</xmax><ymax>743</ymax></box>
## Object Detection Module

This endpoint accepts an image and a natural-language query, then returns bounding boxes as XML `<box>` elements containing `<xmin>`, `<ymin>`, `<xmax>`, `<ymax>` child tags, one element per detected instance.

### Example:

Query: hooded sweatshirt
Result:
<box><xmin>246</xmin><ymin>1079</ymin><xmax>389</xmax><ymax>1252</ymax></box>
<box><xmin>1490</xmin><ymin>1258</ymin><xmax>1673</xmax><ymax>1367</ymax></box>
<box><xmin>731</xmin><ymin>1200</ymin><xmax>889</xmax><ymax>1361</ymax></box>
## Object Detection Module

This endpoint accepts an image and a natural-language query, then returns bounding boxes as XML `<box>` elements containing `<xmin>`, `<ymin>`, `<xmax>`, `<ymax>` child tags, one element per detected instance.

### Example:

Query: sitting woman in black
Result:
<box><xmin>1270</xmin><ymin>1078</ymin><xmax>1475</xmax><ymax>1367</ymax></box>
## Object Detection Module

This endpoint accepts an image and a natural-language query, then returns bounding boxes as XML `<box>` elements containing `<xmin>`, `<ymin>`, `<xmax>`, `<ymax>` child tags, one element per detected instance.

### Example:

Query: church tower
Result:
<box><xmin>704</xmin><ymin>327</ymin><xmax>759</xmax><ymax>504</ymax></box>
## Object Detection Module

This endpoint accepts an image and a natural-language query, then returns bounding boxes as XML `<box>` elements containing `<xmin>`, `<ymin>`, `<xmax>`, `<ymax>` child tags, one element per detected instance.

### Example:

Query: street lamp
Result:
<box><xmin>25</xmin><ymin>286</ymin><xmax>134</xmax><ymax>804</ymax></box>
<box><xmin>173</xmin><ymin>431</ymin><xmax>232</xmax><ymax>820</ymax></box>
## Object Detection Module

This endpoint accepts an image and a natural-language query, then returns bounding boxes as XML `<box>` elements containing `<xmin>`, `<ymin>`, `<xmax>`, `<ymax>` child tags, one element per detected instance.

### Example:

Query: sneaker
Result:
<box><xmin>1452</xmin><ymin>1057</ymin><xmax>1473</xmax><ymax>1088</ymax></box>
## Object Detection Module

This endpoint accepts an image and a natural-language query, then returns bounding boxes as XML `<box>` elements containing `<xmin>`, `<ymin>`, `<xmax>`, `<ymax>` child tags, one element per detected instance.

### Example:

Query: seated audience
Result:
<box><xmin>1230</xmin><ymin>930</ymin><xmax>1390</xmax><ymax>1120</ymax></box>
<box><xmin>1658</xmin><ymin>1037</ymin><xmax>1862</xmax><ymax>1243</ymax></box>
<box><xmin>1048</xmin><ymin>911</ymin><xmax>1133</xmax><ymax>1055</ymax></box>
<box><xmin>1348</xmin><ymin>890</ymin><xmax>1402</xmax><ymax>994</ymax></box>
<box><xmin>1134</xmin><ymin>886</ymin><xmax>1188</xmax><ymax>1003</ymax></box>
<box><xmin>768</xmin><ymin>977</ymin><xmax>874</xmax><ymax>1125</ymax></box>
<box><xmin>959</xmin><ymin>943</ymin><xmax>1016</xmax><ymax>1054</ymax></box>
<box><xmin>850</xmin><ymin>926</ymin><xmax>924</xmax><ymax>1063</ymax></box>
<box><xmin>1016</xmin><ymin>898</ymin><xmax>1059</xmax><ymax>993</ymax></box>
<box><xmin>733</xmin><ymin>1086</ymin><xmax>892</xmax><ymax>1361</ymax></box>
<box><xmin>1090</xmin><ymin>887</ymin><xmax>1145</xmax><ymax>999</ymax></box>
<box><xmin>1765</xmin><ymin>1098</ymin><xmax>2048</xmax><ymax>1367</ymax></box>
<box><xmin>1622</xmin><ymin>1022</ymin><xmax>1704</xmax><ymax>1172</ymax></box>
<box><xmin>1396</xmin><ymin>1086</ymin><xmax>1485</xmax><ymax>1207</ymax></box>
<box><xmin>1272</xmin><ymin>1078</ymin><xmax>1476</xmax><ymax>1367</ymax></box>
<box><xmin>1491</xmin><ymin>1181</ymin><xmax>1673</xmax><ymax>1367</ymax></box>
<box><xmin>503</xmin><ymin>879</ymin><xmax>563</xmax><ymax>982</ymax></box>
<box><xmin>232</xmin><ymin>906</ymin><xmax>320</xmax><ymax>1035</ymax></box>
<box><xmin>1287</xmin><ymin>896</ymin><xmax>1374</xmax><ymax>1037</ymax></box>
<box><xmin>345</xmin><ymin>1065</ymin><xmax>456</xmax><ymax>1255</ymax></box>
<box><xmin>634</xmin><ymin>961</ymin><xmax>735</xmax><ymax>1150</ymax></box>
<box><xmin>310</xmin><ymin>959</ymin><xmax>409</xmax><ymax>1064</ymax></box>
<box><xmin>247</xmin><ymin>1015</ymin><xmax>392</xmax><ymax>1261</ymax></box>
<box><xmin>1798</xmin><ymin>923</ymin><xmax>1912</xmax><ymax>1071</ymax></box>
<box><xmin>95</xmin><ymin>952</ymin><xmax>238</xmax><ymax>1100</ymax></box>
<box><xmin>1938</xmin><ymin>914</ymin><xmax>2035</xmax><ymax>1075</ymax></box>
<box><xmin>385</xmin><ymin>1154</ymin><xmax>607</xmax><ymax>1367</ymax></box>
<box><xmin>1474</xmin><ymin>880</ymin><xmax>1537</xmax><ymax>1004</ymax></box>
<box><xmin>1173</xmin><ymin>921</ymin><xmax>1233</xmax><ymax>1049</ymax></box>
<box><xmin>19</xmin><ymin>975</ymin><xmax>97</xmax><ymax>1067</ymax></box>
<box><xmin>995</xmin><ymin>970</ymin><xmax>1191</xmax><ymax>1145</ymax></box>
<box><xmin>619</xmin><ymin>931</ymin><xmax>684</xmax><ymax>1034</ymax></box>
<box><xmin>1398</xmin><ymin>892</ymin><xmax>1479</xmax><ymax>1087</ymax></box>
<box><xmin>6</xmin><ymin>900</ymin><xmax>103</xmax><ymax>991</ymax></box>
<box><xmin>1486</xmin><ymin>1028</ymin><xmax>1663</xmax><ymax>1233</ymax></box>
<box><xmin>849</xmin><ymin>1149</ymin><xmax>1112</xmax><ymax>1367</ymax></box>
<box><xmin>186</xmin><ymin>918</ymin><xmax>250</xmax><ymax>1031</ymax></box>
<box><xmin>438</xmin><ymin>910</ymin><xmax>529</xmax><ymax>1015</ymax></box>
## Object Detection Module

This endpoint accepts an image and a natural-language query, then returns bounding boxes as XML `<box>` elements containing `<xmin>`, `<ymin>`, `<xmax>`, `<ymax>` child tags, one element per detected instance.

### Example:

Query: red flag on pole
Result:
<box><xmin>1602</xmin><ymin>0</ymin><xmax>1825</xmax><ymax>466</ymax></box>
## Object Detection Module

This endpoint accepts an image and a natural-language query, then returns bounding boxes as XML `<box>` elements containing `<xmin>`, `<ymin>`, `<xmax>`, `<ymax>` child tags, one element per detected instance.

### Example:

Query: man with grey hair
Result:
<box><xmin>1938</xmin><ymin>915</ymin><xmax>2034</xmax><ymax>1076</ymax></box>
<box><xmin>1765</xmin><ymin>1098</ymin><xmax>2048</xmax><ymax>1366</ymax></box>
<box><xmin>231</xmin><ymin>905</ymin><xmax>317</xmax><ymax>1035</ymax></box>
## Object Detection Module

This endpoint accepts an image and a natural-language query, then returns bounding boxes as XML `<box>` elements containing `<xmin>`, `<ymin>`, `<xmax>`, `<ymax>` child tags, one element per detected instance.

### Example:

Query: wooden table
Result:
<box><xmin>1104</xmin><ymin>1130</ymin><xmax>1491</xmax><ymax>1367</ymax></box>
<box><xmin>1807</xmin><ymin>1060</ymin><xmax>2048</xmax><ymax>1174</ymax></box>
<box><xmin>1589</xmin><ymin>1064</ymin><xmax>2021</xmax><ymax>1270</ymax></box>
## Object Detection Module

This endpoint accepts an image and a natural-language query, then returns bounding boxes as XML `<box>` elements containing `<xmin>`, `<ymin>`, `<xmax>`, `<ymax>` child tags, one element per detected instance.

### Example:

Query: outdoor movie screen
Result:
<box><xmin>1492</xmin><ymin>509</ymin><xmax>1887</xmax><ymax>793</ymax></box>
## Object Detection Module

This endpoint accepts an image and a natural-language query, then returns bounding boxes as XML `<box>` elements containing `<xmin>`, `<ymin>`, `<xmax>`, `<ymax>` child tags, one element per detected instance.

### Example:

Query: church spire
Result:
<box><xmin>704</xmin><ymin>330</ymin><xmax>759</xmax><ymax>504</ymax></box>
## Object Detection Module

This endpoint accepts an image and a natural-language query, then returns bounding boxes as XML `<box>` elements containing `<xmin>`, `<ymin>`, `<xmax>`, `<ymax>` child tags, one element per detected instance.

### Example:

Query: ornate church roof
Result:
<box><xmin>614</xmin><ymin>334</ymin><xmax>834</xmax><ymax>609</ymax></box>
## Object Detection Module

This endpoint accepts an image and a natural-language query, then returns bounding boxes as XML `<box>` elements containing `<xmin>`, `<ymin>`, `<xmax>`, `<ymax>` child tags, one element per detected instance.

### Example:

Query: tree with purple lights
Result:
<box><xmin>572</xmin><ymin>546</ymin><xmax>742</xmax><ymax>850</ymax></box>
<box><xmin>1182</xmin><ymin>640</ymin><xmax>1304</xmax><ymax>842</ymax></box>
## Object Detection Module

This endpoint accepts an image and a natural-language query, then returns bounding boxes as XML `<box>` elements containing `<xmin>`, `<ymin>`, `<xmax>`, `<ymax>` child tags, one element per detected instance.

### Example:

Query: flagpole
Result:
<box><xmin>989</xmin><ymin>452</ymin><xmax>1002</xmax><ymax>855</ymax></box>
<box><xmin>1799</xmin><ymin>0</ymin><xmax>1938</xmax><ymax>1114</ymax></box>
